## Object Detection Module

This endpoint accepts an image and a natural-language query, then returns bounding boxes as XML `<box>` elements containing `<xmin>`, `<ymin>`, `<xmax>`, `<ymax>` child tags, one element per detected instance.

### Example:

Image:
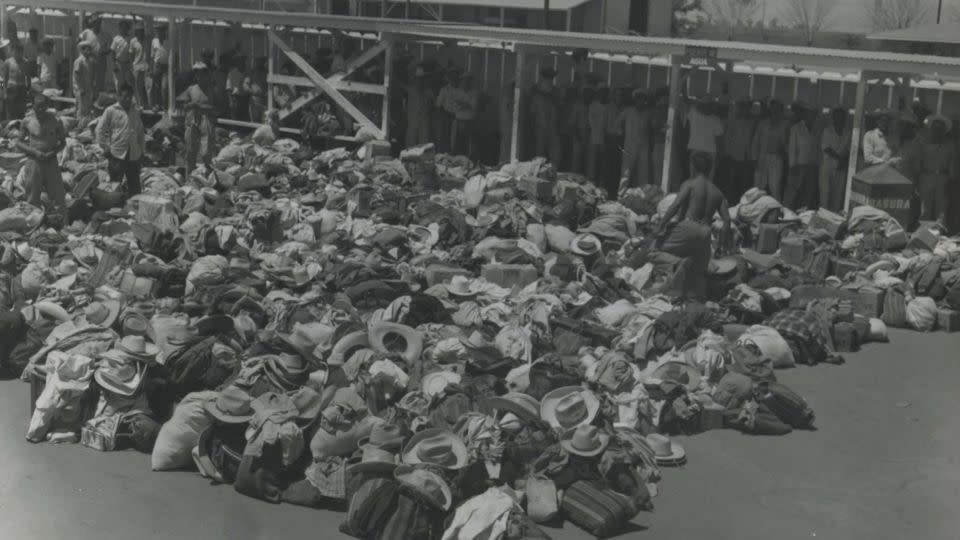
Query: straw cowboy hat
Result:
<box><xmin>569</xmin><ymin>233</ymin><xmax>602</xmax><ymax>257</ymax></box>
<box><xmin>485</xmin><ymin>392</ymin><xmax>542</xmax><ymax>425</ymax></box>
<box><xmin>646</xmin><ymin>433</ymin><xmax>686</xmax><ymax>466</ymax></box>
<box><xmin>393</xmin><ymin>465</ymin><xmax>453</xmax><ymax>511</ymax></box>
<box><xmin>401</xmin><ymin>428</ymin><xmax>468</xmax><ymax>470</ymax></box>
<box><xmin>349</xmin><ymin>423</ymin><xmax>406</xmax><ymax>475</ymax></box>
<box><xmin>650</xmin><ymin>361</ymin><xmax>702</xmax><ymax>391</ymax></box>
<box><xmin>396</xmin><ymin>391</ymin><xmax>431</xmax><ymax>417</ymax></box>
<box><xmin>204</xmin><ymin>386</ymin><xmax>255</xmax><ymax>424</ymax></box>
<box><xmin>94</xmin><ymin>352</ymin><xmax>148</xmax><ymax>397</ymax></box>
<box><xmin>561</xmin><ymin>425</ymin><xmax>610</xmax><ymax>457</ymax></box>
<box><xmin>368</xmin><ymin>322</ymin><xmax>423</xmax><ymax>366</ymax></box>
<box><xmin>420</xmin><ymin>370</ymin><xmax>462</xmax><ymax>399</ymax></box>
<box><xmin>280</xmin><ymin>322</ymin><xmax>335</xmax><ymax>364</ymax></box>
<box><xmin>82</xmin><ymin>294</ymin><xmax>122</xmax><ymax>329</ymax></box>
<box><xmin>117</xmin><ymin>335</ymin><xmax>160</xmax><ymax>362</ymax></box>
<box><xmin>327</xmin><ymin>330</ymin><xmax>370</xmax><ymax>366</ymax></box>
<box><xmin>72</xmin><ymin>243</ymin><xmax>103</xmax><ymax>269</ymax></box>
<box><xmin>540</xmin><ymin>387</ymin><xmax>600</xmax><ymax>431</ymax></box>
<box><xmin>444</xmin><ymin>275</ymin><xmax>478</xmax><ymax>297</ymax></box>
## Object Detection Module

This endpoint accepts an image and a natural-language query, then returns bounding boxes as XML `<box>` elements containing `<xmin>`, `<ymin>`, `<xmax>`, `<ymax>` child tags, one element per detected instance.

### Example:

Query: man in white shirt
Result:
<box><xmin>862</xmin><ymin>111</ymin><xmax>894</xmax><ymax>166</ymax></box>
<box><xmin>36</xmin><ymin>38</ymin><xmax>57</xmax><ymax>89</ymax></box>
<box><xmin>150</xmin><ymin>24</ymin><xmax>168</xmax><ymax>111</ymax></box>
<box><xmin>786</xmin><ymin>105</ymin><xmax>820</xmax><ymax>210</ymax></box>
<box><xmin>79</xmin><ymin>17</ymin><xmax>110</xmax><ymax>97</ymax></box>
<box><xmin>131</xmin><ymin>22</ymin><xmax>148</xmax><ymax>107</ymax></box>
<box><xmin>111</xmin><ymin>20</ymin><xmax>134</xmax><ymax>94</ymax></box>
<box><xmin>96</xmin><ymin>83</ymin><xmax>145</xmax><ymax>195</ymax></box>
<box><xmin>685</xmin><ymin>98</ymin><xmax>725</xmax><ymax>180</ymax></box>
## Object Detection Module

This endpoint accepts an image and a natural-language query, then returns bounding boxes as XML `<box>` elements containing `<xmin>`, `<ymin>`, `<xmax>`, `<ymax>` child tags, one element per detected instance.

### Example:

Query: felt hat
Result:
<box><xmin>347</xmin><ymin>444</ymin><xmax>400</xmax><ymax>476</ymax></box>
<box><xmin>121</xmin><ymin>312</ymin><xmax>157</xmax><ymax>342</ymax></box>
<box><xmin>650</xmin><ymin>361</ymin><xmax>702</xmax><ymax>391</ymax></box>
<box><xmin>280</xmin><ymin>322</ymin><xmax>335</xmax><ymax>363</ymax></box>
<box><xmin>396</xmin><ymin>391</ymin><xmax>430</xmax><ymax>417</ymax></box>
<box><xmin>485</xmin><ymin>392</ymin><xmax>541</xmax><ymax>425</ymax></box>
<box><xmin>327</xmin><ymin>330</ymin><xmax>370</xmax><ymax>366</ymax></box>
<box><xmin>420</xmin><ymin>370</ymin><xmax>461</xmax><ymax>399</ymax></box>
<box><xmin>94</xmin><ymin>352</ymin><xmax>147</xmax><ymax>397</ymax></box>
<box><xmin>72</xmin><ymin>243</ymin><xmax>103</xmax><ymax>268</ymax></box>
<box><xmin>926</xmin><ymin>113</ymin><xmax>951</xmax><ymax>133</ymax></box>
<box><xmin>291</xmin><ymin>386</ymin><xmax>324</xmax><ymax>421</ymax></box>
<box><xmin>83</xmin><ymin>295</ymin><xmax>121</xmax><ymax>329</ymax></box>
<box><xmin>56</xmin><ymin>259</ymin><xmax>78</xmax><ymax>277</ymax></box>
<box><xmin>444</xmin><ymin>275</ymin><xmax>477</xmax><ymax>297</ymax></box>
<box><xmin>561</xmin><ymin>425</ymin><xmax>610</xmax><ymax>457</ymax></box>
<box><xmin>190</xmin><ymin>315</ymin><xmax>235</xmax><ymax>336</ymax></box>
<box><xmin>569</xmin><ymin>233</ymin><xmax>602</xmax><ymax>256</ymax></box>
<box><xmin>708</xmin><ymin>256</ymin><xmax>740</xmax><ymax>276</ymax></box>
<box><xmin>646</xmin><ymin>433</ymin><xmax>686</xmax><ymax>466</ymax></box>
<box><xmin>401</xmin><ymin>428</ymin><xmax>468</xmax><ymax>470</ymax></box>
<box><xmin>540</xmin><ymin>386</ymin><xmax>600</xmax><ymax>431</ymax></box>
<box><xmin>117</xmin><ymin>335</ymin><xmax>159</xmax><ymax>361</ymax></box>
<box><xmin>204</xmin><ymin>386</ymin><xmax>255</xmax><ymax>424</ymax></box>
<box><xmin>192</xmin><ymin>61</ymin><xmax>208</xmax><ymax>71</ymax></box>
<box><xmin>357</xmin><ymin>422</ymin><xmax>406</xmax><ymax>451</ymax></box>
<box><xmin>394</xmin><ymin>465</ymin><xmax>453</xmax><ymax>511</ymax></box>
<box><xmin>368</xmin><ymin>322</ymin><xmax>423</xmax><ymax>366</ymax></box>
<box><xmin>78</xmin><ymin>39</ymin><xmax>94</xmax><ymax>51</ymax></box>
<box><xmin>166</xmin><ymin>326</ymin><xmax>198</xmax><ymax>347</ymax></box>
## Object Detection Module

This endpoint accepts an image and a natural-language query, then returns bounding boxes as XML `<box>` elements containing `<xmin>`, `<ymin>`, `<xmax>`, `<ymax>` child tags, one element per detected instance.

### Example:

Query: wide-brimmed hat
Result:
<box><xmin>291</xmin><ymin>386</ymin><xmax>324</xmax><ymax>421</ymax></box>
<box><xmin>485</xmin><ymin>392</ymin><xmax>541</xmax><ymax>425</ymax></box>
<box><xmin>540</xmin><ymin>386</ymin><xmax>600</xmax><ymax>431</ymax></box>
<box><xmin>561</xmin><ymin>425</ymin><xmax>610</xmax><ymax>457</ymax></box>
<box><xmin>78</xmin><ymin>39</ymin><xmax>95</xmax><ymax>51</ymax></box>
<box><xmin>347</xmin><ymin>444</ymin><xmax>400</xmax><ymax>476</ymax></box>
<box><xmin>396</xmin><ymin>391</ymin><xmax>430</xmax><ymax>417</ymax></box>
<box><xmin>444</xmin><ymin>275</ymin><xmax>477</xmax><ymax>297</ymax></box>
<box><xmin>190</xmin><ymin>315</ymin><xmax>234</xmax><ymax>336</ymax></box>
<box><xmin>327</xmin><ymin>330</ymin><xmax>370</xmax><ymax>366</ymax></box>
<box><xmin>121</xmin><ymin>312</ymin><xmax>157</xmax><ymax>341</ymax></box>
<box><xmin>83</xmin><ymin>295</ymin><xmax>121</xmax><ymax>329</ymax></box>
<box><xmin>72</xmin><ymin>243</ymin><xmax>103</xmax><ymax>268</ymax></box>
<box><xmin>401</xmin><ymin>428</ymin><xmax>468</xmax><ymax>470</ymax></box>
<box><xmin>926</xmin><ymin>113</ymin><xmax>952</xmax><ymax>133</ymax></box>
<box><xmin>420</xmin><ymin>370</ymin><xmax>461</xmax><ymax>399</ymax></box>
<box><xmin>204</xmin><ymin>386</ymin><xmax>255</xmax><ymax>424</ymax></box>
<box><xmin>117</xmin><ymin>335</ymin><xmax>159</xmax><ymax>361</ymax></box>
<box><xmin>368</xmin><ymin>322</ymin><xmax>423</xmax><ymax>366</ymax></box>
<box><xmin>94</xmin><ymin>352</ymin><xmax>147</xmax><ymax>397</ymax></box>
<box><xmin>646</xmin><ymin>433</ymin><xmax>686</xmax><ymax>466</ymax></box>
<box><xmin>280</xmin><ymin>322</ymin><xmax>335</xmax><ymax>363</ymax></box>
<box><xmin>650</xmin><ymin>361</ymin><xmax>702</xmax><ymax>391</ymax></box>
<box><xmin>394</xmin><ymin>465</ymin><xmax>453</xmax><ymax>511</ymax></box>
<box><xmin>357</xmin><ymin>422</ymin><xmax>406</xmax><ymax>451</ymax></box>
<box><xmin>569</xmin><ymin>233</ymin><xmax>602</xmax><ymax>256</ymax></box>
<box><xmin>708</xmin><ymin>256</ymin><xmax>739</xmax><ymax>276</ymax></box>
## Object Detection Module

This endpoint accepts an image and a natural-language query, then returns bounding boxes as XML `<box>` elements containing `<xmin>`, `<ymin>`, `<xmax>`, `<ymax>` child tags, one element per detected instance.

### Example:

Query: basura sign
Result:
<box><xmin>684</xmin><ymin>46</ymin><xmax>719</xmax><ymax>68</ymax></box>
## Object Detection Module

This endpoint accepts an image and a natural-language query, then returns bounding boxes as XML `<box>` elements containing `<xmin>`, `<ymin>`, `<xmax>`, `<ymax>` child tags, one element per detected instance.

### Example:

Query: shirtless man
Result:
<box><xmin>657</xmin><ymin>151</ymin><xmax>732</xmax><ymax>299</ymax></box>
<box><xmin>17</xmin><ymin>87</ymin><xmax>67</xmax><ymax>227</ymax></box>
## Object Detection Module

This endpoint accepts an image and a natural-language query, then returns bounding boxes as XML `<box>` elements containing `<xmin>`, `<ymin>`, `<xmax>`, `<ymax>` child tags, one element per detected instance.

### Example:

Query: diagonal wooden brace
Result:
<box><xmin>268</xmin><ymin>29</ymin><xmax>383</xmax><ymax>138</ymax></box>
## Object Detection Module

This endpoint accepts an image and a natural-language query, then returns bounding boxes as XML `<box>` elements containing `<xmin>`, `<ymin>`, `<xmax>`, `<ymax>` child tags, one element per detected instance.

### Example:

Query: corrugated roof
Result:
<box><xmin>867</xmin><ymin>23</ymin><xmax>960</xmax><ymax>44</ymax></box>
<box><xmin>387</xmin><ymin>0</ymin><xmax>590</xmax><ymax>10</ymax></box>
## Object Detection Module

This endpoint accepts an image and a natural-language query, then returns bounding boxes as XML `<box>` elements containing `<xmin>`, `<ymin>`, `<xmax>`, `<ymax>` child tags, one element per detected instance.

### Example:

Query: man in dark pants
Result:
<box><xmin>1</xmin><ymin>41</ymin><xmax>29</xmax><ymax>121</ymax></box>
<box><xmin>96</xmin><ymin>83</ymin><xmax>144</xmax><ymax>195</ymax></box>
<box><xmin>18</xmin><ymin>86</ymin><xmax>67</xmax><ymax>226</ymax></box>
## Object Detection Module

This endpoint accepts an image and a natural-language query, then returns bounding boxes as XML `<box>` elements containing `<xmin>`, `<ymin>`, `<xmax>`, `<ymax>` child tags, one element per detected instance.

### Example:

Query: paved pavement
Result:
<box><xmin>1</xmin><ymin>328</ymin><xmax>959</xmax><ymax>540</ymax></box>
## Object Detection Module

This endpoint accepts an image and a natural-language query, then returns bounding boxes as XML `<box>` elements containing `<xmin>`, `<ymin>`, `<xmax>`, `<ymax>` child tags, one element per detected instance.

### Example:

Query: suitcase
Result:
<box><xmin>833</xmin><ymin>322</ymin><xmax>860</xmax><ymax>353</ymax></box>
<box><xmin>938</xmin><ymin>309</ymin><xmax>960</xmax><ymax>332</ymax></box>
<box><xmin>755</xmin><ymin>381</ymin><xmax>815</xmax><ymax>429</ymax></box>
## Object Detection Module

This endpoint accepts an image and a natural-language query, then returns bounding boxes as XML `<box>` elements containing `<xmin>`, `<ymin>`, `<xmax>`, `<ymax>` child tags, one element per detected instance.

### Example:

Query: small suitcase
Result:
<box><xmin>755</xmin><ymin>381</ymin><xmax>815</xmax><ymax>429</ymax></box>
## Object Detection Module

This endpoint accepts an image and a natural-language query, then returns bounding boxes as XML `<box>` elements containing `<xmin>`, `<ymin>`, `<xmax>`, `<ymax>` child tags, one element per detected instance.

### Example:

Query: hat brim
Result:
<box><xmin>653</xmin><ymin>441</ymin><xmax>687</xmax><ymax>466</ymax></box>
<box><xmin>368</xmin><ymin>323</ymin><xmax>423</xmax><ymax>366</ymax></box>
<box><xmin>94</xmin><ymin>364</ymin><xmax>145</xmax><ymax>397</ymax></box>
<box><xmin>203</xmin><ymin>400</ymin><xmax>254</xmax><ymax>424</ymax></box>
<box><xmin>560</xmin><ymin>433</ymin><xmax>610</xmax><ymax>457</ymax></box>
<box><xmin>650</xmin><ymin>361</ymin><xmax>702</xmax><ymax>391</ymax></box>
<box><xmin>347</xmin><ymin>459</ymin><xmax>399</xmax><ymax>476</ymax></box>
<box><xmin>119</xmin><ymin>343</ymin><xmax>160</xmax><ymax>360</ymax></box>
<box><xmin>485</xmin><ymin>395</ymin><xmax>541</xmax><ymax>425</ymax></box>
<box><xmin>401</xmin><ymin>429</ymin><xmax>469</xmax><ymax>470</ymax></box>
<box><xmin>540</xmin><ymin>387</ymin><xmax>600</xmax><ymax>431</ymax></box>
<box><xmin>394</xmin><ymin>465</ymin><xmax>453</xmax><ymax>511</ymax></box>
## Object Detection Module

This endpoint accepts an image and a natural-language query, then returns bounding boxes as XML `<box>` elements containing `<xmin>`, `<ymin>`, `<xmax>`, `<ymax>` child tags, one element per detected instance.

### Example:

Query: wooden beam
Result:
<box><xmin>167</xmin><ymin>13</ymin><xmax>176</xmax><ymax>117</ymax></box>
<box><xmin>381</xmin><ymin>37</ymin><xmax>392</xmax><ymax>139</ymax></box>
<box><xmin>268</xmin><ymin>25</ymin><xmax>275</xmax><ymax>114</ymax></box>
<box><xmin>268</xmin><ymin>29</ymin><xmax>382</xmax><ymax>138</ymax></box>
<box><xmin>269</xmin><ymin>74</ymin><xmax>385</xmax><ymax>95</ymax></box>
<box><xmin>661</xmin><ymin>54</ymin><xmax>682</xmax><ymax>192</ymax></box>
<box><xmin>510</xmin><ymin>50</ymin><xmax>523</xmax><ymax>162</ymax></box>
<box><xmin>336</xmin><ymin>40</ymin><xmax>390</xmax><ymax>82</ymax></box>
<box><xmin>844</xmin><ymin>71</ymin><xmax>867</xmax><ymax>213</ymax></box>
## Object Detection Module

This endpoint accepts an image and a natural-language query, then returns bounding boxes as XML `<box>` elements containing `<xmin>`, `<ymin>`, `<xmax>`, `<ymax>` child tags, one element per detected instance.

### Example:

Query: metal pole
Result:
<box><xmin>510</xmin><ymin>49</ymin><xmax>523</xmax><ymax>162</ymax></box>
<box><xmin>168</xmin><ymin>15</ymin><xmax>176</xmax><ymax>117</ymax></box>
<box><xmin>0</xmin><ymin>0</ymin><xmax>6</xmax><ymax>41</ymax></box>
<box><xmin>267</xmin><ymin>25</ymin><xmax>274</xmax><ymax>112</ymax></box>
<box><xmin>661</xmin><ymin>55</ymin><xmax>681</xmax><ymax>192</ymax></box>
<box><xmin>844</xmin><ymin>71</ymin><xmax>867</xmax><ymax>213</ymax></box>
<box><xmin>544</xmin><ymin>0</ymin><xmax>550</xmax><ymax>30</ymax></box>
<box><xmin>381</xmin><ymin>37</ymin><xmax>392</xmax><ymax>139</ymax></box>
<box><xmin>937</xmin><ymin>0</ymin><xmax>943</xmax><ymax>23</ymax></box>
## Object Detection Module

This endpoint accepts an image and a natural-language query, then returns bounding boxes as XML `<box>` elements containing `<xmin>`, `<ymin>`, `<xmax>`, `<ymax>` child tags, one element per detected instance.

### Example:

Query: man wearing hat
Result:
<box><xmin>903</xmin><ymin>114</ymin><xmax>954</xmax><ymax>224</ymax></box>
<box><xmin>73</xmin><ymin>40</ymin><xmax>96</xmax><ymax>124</ymax></box>
<box><xmin>0</xmin><ymin>41</ymin><xmax>29</xmax><ymax>120</ymax></box>
<box><xmin>404</xmin><ymin>64</ymin><xmax>434</xmax><ymax>148</ymax></box>
<box><xmin>96</xmin><ymin>83</ymin><xmax>145</xmax><ymax>195</ymax></box>
<box><xmin>16</xmin><ymin>85</ymin><xmax>67</xmax><ymax>226</ymax></box>
<box><xmin>617</xmin><ymin>90</ymin><xmax>653</xmax><ymax>193</ymax></box>
<box><xmin>786</xmin><ymin>104</ymin><xmax>819</xmax><ymax>210</ymax></box>
<box><xmin>131</xmin><ymin>21</ymin><xmax>148</xmax><ymax>106</ymax></box>
<box><xmin>588</xmin><ymin>87</ymin><xmax>611</xmax><ymax>191</ymax></box>
<box><xmin>36</xmin><ymin>38</ymin><xmax>57</xmax><ymax>90</ymax></box>
<box><xmin>79</xmin><ymin>16</ymin><xmax>110</xmax><ymax>96</ymax></box>
<box><xmin>752</xmin><ymin>99</ymin><xmax>789</xmax><ymax>201</ymax></box>
<box><xmin>819</xmin><ymin>107</ymin><xmax>850</xmax><ymax>212</ymax></box>
<box><xmin>449</xmin><ymin>73</ymin><xmax>478</xmax><ymax>157</ymax></box>
<box><xmin>111</xmin><ymin>20</ymin><xmax>135</xmax><ymax>94</ymax></box>
<box><xmin>435</xmin><ymin>68</ymin><xmax>460</xmax><ymax>154</ymax></box>
<box><xmin>531</xmin><ymin>66</ymin><xmax>560</xmax><ymax>163</ymax></box>
<box><xmin>863</xmin><ymin>110</ymin><xmax>895</xmax><ymax>166</ymax></box>
<box><xmin>179</xmin><ymin>63</ymin><xmax>216</xmax><ymax>176</ymax></box>
<box><xmin>150</xmin><ymin>24</ymin><xmax>169</xmax><ymax>111</ymax></box>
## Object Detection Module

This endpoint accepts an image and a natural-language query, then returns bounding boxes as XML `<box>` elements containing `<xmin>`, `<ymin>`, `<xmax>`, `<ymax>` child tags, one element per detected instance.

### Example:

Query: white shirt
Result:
<box><xmin>151</xmin><ymin>37</ymin><xmax>168</xmax><ymax>66</ymax></box>
<box><xmin>37</xmin><ymin>52</ymin><xmax>56</xmax><ymax>87</ymax></box>
<box><xmin>96</xmin><ymin>103</ymin><xmax>145</xmax><ymax>161</ymax></box>
<box><xmin>862</xmin><ymin>128</ymin><xmax>892</xmax><ymax>165</ymax></box>
<box><xmin>687</xmin><ymin>107</ymin><xmax>725</xmax><ymax>155</ymax></box>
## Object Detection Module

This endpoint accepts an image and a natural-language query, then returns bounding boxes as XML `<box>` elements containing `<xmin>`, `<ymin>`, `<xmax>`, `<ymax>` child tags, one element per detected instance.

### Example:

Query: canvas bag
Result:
<box><xmin>561</xmin><ymin>480</ymin><xmax>639</xmax><ymax>538</ymax></box>
<box><xmin>881</xmin><ymin>286</ymin><xmax>908</xmax><ymax>328</ymax></box>
<box><xmin>525</xmin><ymin>475</ymin><xmax>559</xmax><ymax>524</ymax></box>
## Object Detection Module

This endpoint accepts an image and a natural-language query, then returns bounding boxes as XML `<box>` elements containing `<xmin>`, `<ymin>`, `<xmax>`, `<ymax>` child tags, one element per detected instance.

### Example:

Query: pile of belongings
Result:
<box><xmin>5</xmin><ymin>127</ymin><xmax>960</xmax><ymax>539</ymax></box>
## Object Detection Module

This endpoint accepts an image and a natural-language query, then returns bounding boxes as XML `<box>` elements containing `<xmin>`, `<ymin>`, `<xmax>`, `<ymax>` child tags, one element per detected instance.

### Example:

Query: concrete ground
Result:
<box><xmin>1</xmin><ymin>328</ymin><xmax>959</xmax><ymax>540</ymax></box>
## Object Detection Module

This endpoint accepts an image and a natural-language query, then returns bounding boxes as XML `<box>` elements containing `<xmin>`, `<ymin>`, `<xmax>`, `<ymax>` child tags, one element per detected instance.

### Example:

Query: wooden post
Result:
<box><xmin>267</xmin><ymin>26</ymin><xmax>275</xmax><ymax>112</ymax></box>
<box><xmin>1</xmin><ymin>0</ymin><xmax>6</xmax><ymax>41</ymax></box>
<box><xmin>381</xmin><ymin>36</ymin><xmax>392</xmax><ymax>139</ymax></box>
<box><xmin>510</xmin><ymin>49</ymin><xmax>523</xmax><ymax>162</ymax></box>
<box><xmin>937</xmin><ymin>88</ymin><xmax>944</xmax><ymax>113</ymax></box>
<box><xmin>661</xmin><ymin>55</ymin><xmax>682</xmax><ymax>192</ymax></box>
<box><xmin>168</xmin><ymin>15</ymin><xmax>176</xmax><ymax>117</ymax></box>
<box><xmin>844</xmin><ymin>71</ymin><xmax>867</xmax><ymax>213</ymax></box>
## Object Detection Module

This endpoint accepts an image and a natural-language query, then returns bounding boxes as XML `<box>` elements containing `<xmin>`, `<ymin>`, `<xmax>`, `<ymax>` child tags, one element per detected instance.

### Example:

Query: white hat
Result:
<box><xmin>192</xmin><ymin>61</ymin><xmax>208</xmax><ymax>70</ymax></box>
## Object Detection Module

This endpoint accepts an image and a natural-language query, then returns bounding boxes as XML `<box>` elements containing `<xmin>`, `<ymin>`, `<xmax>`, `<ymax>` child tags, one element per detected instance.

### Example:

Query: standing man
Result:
<box><xmin>179</xmin><ymin>63</ymin><xmax>215</xmax><ymax>176</ymax></box>
<box><xmin>449</xmin><ymin>73</ymin><xmax>478</xmax><ymax>158</ymax></box>
<box><xmin>862</xmin><ymin>110</ymin><xmax>896</xmax><ymax>166</ymax></box>
<box><xmin>244</xmin><ymin>57</ymin><xmax>268</xmax><ymax>123</ymax></box>
<box><xmin>588</xmin><ymin>87</ymin><xmax>610</xmax><ymax>194</ymax></box>
<box><xmin>786</xmin><ymin>105</ymin><xmax>820</xmax><ymax>210</ymax></box>
<box><xmin>111</xmin><ymin>20</ymin><xmax>134</xmax><ymax>95</ymax></box>
<box><xmin>404</xmin><ymin>64</ymin><xmax>434</xmax><ymax>148</ymax></box>
<box><xmin>150</xmin><ymin>24</ymin><xmax>169</xmax><ymax>112</ymax></box>
<box><xmin>722</xmin><ymin>100</ymin><xmax>758</xmax><ymax>203</ymax></box>
<box><xmin>72</xmin><ymin>40</ymin><xmax>96</xmax><ymax>125</ymax></box>
<box><xmin>530</xmin><ymin>67</ymin><xmax>560</xmax><ymax>162</ymax></box>
<box><xmin>36</xmin><ymin>38</ymin><xmax>57</xmax><ymax>89</ymax></box>
<box><xmin>618</xmin><ymin>90</ymin><xmax>652</xmax><ymax>193</ymax></box>
<box><xmin>685</xmin><ymin>97</ymin><xmax>725</xmax><ymax>180</ymax></box>
<box><xmin>498</xmin><ymin>81</ymin><xmax>515</xmax><ymax>164</ymax></box>
<box><xmin>22</xmin><ymin>29</ymin><xmax>39</xmax><ymax>79</ymax></box>
<box><xmin>568</xmin><ymin>87</ymin><xmax>591</xmax><ymax>174</ymax></box>
<box><xmin>819</xmin><ymin>107</ymin><xmax>850</xmax><ymax>212</ymax></box>
<box><xmin>18</xmin><ymin>86</ymin><xmax>67</xmax><ymax>225</ymax></box>
<box><xmin>657</xmin><ymin>151</ymin><xmax>732</xmax><ymax>300</ymax></box>
<box><xmin>79</xmin><ymin>16</ymin><xmax>109</xmax><ymax>98</ymax></box>
<box><xmin>131</xmin><ymin>22</ymin><xmax>148</xmax><ymax>107</ymax></box>
<box><xmin>904</xmin><ymin>115</ymin><xmax>954</xmax><ymax>224</ymax></box>
<box><xmin>0</xmin><ymin>42</ymin><xmax>30</xmax><ymax>121</ymax></box>
<box><xmin>97</xmin><ymin>83</ymin><xmax>144</xmax><ymax>196</ymax></box>
<box><xmin>752</xmin><ymin>99</ymin><xmax>790</xmax><ymax>202</ymax></box>
<box><xmin>435</xmin><ymin>69</ymin><xmax>460</xmax><ymax>154</ymax></box>
<box><xmin>226</xmin><ymin>56</ymin><xmax>247</xmax><ymax>121</ymax></box>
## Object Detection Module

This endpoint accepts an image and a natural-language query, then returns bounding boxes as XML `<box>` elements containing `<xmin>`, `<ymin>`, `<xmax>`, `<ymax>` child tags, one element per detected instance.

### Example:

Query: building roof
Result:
<box><xmin>387</xmin><ymin>0</ymin><xmax>591</xmax><ymax>10</ymax></box>
<box><xmin>867</xmin><ymin>23</ymin><xmax>960</xmax><ymax>45</ymax></box>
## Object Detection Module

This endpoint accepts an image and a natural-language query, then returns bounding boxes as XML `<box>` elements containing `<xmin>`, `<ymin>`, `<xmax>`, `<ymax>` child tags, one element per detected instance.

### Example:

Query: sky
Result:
<box><xmin>756</xmin><ymin>0</ymin><xmax>960</xmax><ymax>33</ymax></box>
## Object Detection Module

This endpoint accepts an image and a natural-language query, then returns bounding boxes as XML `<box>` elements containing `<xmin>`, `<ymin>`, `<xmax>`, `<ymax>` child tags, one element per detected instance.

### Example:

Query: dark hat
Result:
<box><xmin>190</xmin><ymin>315</ymin><xmax>235</xmax><ymax>336</ymax></box>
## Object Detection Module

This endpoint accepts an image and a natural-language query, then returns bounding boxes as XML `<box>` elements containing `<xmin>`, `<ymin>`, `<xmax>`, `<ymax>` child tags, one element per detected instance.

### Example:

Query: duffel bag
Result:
<box><xmin>561</xmin><ymin>480</ymin><xmax>638</xmax><ymax>538</ymax></box>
